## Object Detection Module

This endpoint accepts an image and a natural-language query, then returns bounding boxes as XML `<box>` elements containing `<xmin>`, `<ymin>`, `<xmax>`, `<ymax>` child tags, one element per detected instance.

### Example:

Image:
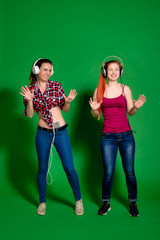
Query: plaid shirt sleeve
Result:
<box><xmin>23</xmin><ymin>97</ymin><xmax>28</xmax><ymax>116</ymax></box>
<box><xmin>58</xmin><ymin>82</ymin><xmax>66</xmax><ymax>109</ymax></box>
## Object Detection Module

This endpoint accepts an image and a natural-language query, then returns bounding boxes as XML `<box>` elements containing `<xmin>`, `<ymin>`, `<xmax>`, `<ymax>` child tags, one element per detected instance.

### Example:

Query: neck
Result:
<box><xmin>107</xmin><ymin>80</ymin><xmax>119</xmax><ymax>87</ymax></box>
<box><xmin>37</xmin><ymin>79</ymin><xmax>48</xmax><ymax>93</ymax></box>
<box><xmin>37</xmin><ymin>80</ymin><xmax>47</xmax><ymax>87</ymax></box>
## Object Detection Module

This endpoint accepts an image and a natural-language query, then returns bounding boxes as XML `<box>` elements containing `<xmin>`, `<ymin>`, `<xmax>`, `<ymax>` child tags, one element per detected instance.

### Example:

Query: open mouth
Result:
<box><xmin>111</xmin><ymin>75</ymin><xmax>117</xmax><ymax>78</ymax></box>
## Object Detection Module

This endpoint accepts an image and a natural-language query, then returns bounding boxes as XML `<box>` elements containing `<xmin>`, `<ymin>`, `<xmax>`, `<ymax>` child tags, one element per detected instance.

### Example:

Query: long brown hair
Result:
<box><xmin>29</xmin><ymin>59</ymin><xmax>53</xmax><ymax>85</ymax></box>
<box><xmin>97</xmin><ymin>60</ymin><xmax>121</xmax><ymax>120</ymax></box>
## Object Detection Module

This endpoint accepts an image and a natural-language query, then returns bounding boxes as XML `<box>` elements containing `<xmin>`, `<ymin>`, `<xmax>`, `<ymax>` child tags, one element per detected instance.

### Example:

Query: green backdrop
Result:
<box><xmin>0</xmin><ymin>0</ymin><xmax>159</xmax><ymax>239</ymax></box>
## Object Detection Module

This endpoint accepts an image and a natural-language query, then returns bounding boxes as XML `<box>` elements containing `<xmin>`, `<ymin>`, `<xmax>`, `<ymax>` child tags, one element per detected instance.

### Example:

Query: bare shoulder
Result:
<box><xmin>123</xmin><ymin>85</ymin><xmax>132</xmax><ymax>96</ymax></box>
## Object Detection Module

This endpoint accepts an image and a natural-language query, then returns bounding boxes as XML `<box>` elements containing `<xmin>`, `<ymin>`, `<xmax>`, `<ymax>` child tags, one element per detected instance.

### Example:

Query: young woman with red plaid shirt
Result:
<box><xmin>20</xmin><ymin>58</ymin><xmax>84</xmax><ymax>216</ymax></box>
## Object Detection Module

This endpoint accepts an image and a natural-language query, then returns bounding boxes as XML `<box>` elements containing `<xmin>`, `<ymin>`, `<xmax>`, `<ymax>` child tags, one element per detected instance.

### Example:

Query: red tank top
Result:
<box><xmin>101</xmin><ymin>86</ymin><xmax>131</xmax><ymax>133</ymax></box>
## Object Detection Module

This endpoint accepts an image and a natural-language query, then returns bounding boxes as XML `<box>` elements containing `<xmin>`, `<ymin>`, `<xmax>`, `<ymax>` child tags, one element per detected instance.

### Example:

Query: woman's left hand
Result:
<box><xmin>64</xmin><ymin>89</ymin><xmax>77</xmax><ymax>103</ymax></box>
<box><xmin>133</xmin><ymin>95</ymin><xmax>147</xmax><ymax>109</ymax></box>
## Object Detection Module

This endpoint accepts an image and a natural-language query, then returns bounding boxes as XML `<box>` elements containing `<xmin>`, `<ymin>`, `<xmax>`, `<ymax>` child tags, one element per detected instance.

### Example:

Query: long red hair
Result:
<box><xmin>97</xmin><ymin>70</ymin><xmax>106</xmax><ymax>120</ymax></box>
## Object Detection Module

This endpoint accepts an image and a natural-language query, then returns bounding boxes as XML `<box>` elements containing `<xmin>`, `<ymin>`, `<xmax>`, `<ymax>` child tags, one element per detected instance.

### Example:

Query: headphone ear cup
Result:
<box><xmin>120</xmin><ymin>66</ymin><xmax>123</xmax><ymax>76</ymax></box>
<box><xmin>102</xmin><ymin>66</ymin><xmax>107</xmax><ymax>78</ymax></box>
<box><xmin>32</xmin><ymin>65</ymin><xmax>40</xmax><ymax>74</ymax></box>
<box><xmin>51</xmin><ymin>67</ymin><xmax>54</xmax><ymax>76</ymax></box>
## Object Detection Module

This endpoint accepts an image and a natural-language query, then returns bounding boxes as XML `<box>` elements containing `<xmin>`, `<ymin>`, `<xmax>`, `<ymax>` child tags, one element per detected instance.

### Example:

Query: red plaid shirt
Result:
<box><xmin>23</xmin><ymin>80</ymin><xmax>66</xmax><ymax>127</ymax></box>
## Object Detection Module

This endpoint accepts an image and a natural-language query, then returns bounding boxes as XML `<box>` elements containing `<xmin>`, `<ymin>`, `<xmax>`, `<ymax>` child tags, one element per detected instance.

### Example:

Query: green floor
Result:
<box><xmin>1</xmin><ymin>172</ymin><xmax>159</xmax><ymax>240</ymax></box>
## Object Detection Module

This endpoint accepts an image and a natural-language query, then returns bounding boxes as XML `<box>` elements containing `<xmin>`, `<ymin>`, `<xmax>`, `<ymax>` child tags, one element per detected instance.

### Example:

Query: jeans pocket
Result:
<box><xmin>125</xmin><ymin>131</ymin><xmax>133</xmax><ymax>136</ymax></box>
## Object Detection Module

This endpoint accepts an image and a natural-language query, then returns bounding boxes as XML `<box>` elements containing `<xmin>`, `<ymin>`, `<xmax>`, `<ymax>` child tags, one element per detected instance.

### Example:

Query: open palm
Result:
<box><xmin>89</xmin><ymin>97</ymin><xmax>102</xmax><ymax>110</ymax></box>
<box><xmin>64</xmin><ymin>89</ymin><xmax>77</xmax><ymax>103</ymax></box>
<box><xmin>134</xmin><ymin>95</ymin><xmax>146</xmax><ymax>109</ymax></box>
<box><xmin>19</xmin><ymin>85</ymin><xmax>34</xmax><ymax>101</ymax></box>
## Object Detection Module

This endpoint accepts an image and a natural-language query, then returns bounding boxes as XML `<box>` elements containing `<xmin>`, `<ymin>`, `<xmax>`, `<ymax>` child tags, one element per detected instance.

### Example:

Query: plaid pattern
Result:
<box><xmin>23</xmin><ymin>80</ymin><xmax>65</xmax><ymax>127</ymax></box>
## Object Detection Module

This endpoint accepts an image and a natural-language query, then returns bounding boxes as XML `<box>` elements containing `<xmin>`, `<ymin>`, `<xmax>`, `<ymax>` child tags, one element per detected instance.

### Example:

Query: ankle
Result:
<box><xmin>103</xmin><ymin>201</ymin><xmax>110</xmax><ymax>205</ymax></box>
<box><xmin>76</xmin><ymin>199</ymin><xmax>82</xmax><ymax>203</ymax></box>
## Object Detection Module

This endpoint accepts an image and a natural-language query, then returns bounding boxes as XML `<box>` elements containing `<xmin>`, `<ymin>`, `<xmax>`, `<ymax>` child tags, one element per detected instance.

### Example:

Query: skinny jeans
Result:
<box><xmin>100</xmin><ymin>131</ymin><xmax>137</xmax><ymax>202</ymax></box>
<box><xmin>35</xmin><ymin>126</ymin><xmax>81</xmax><ymax>203</ymax></box>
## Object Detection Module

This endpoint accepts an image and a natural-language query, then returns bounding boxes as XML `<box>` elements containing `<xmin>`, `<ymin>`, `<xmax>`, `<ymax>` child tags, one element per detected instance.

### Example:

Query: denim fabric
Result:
<box><xmin>100</xmin><ymin>131</ymin><xmax>137</xmax><ymax>202</ymax></box>
<box><xmin>35</xmin><ymin>127</ymin><xmax>81</xmax><ymax>203</ymax></box>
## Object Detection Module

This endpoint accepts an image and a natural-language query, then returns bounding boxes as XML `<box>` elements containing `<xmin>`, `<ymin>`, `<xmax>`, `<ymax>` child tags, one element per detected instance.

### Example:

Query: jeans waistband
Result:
<box><xmin>38</xmin><ymin>124</ymin><xmax>68</xmax><ymax>133</ymax></box>
<box><xmin>102</xmin><ymin>130</ymin><xmax>133</xmax><ymax>135</ymax></box>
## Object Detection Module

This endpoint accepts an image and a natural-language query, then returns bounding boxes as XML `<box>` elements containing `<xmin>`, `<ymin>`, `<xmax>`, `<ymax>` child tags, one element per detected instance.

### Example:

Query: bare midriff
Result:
<box><xmin>38</xmin><ymin>106</ymin><xmax>65</xmax><ymax>129</ymax></box>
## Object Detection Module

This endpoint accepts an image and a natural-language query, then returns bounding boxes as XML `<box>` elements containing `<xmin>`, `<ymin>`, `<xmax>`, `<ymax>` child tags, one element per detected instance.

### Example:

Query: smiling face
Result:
<box><xmin>37</xmin><ymin>63</ymin><xmax>53</xmax><ymax>82</ymax></box>
<box><xmin>107</xmin><ymin>62</ymin><xmax>120</xmax><ymax>82</ymax></box>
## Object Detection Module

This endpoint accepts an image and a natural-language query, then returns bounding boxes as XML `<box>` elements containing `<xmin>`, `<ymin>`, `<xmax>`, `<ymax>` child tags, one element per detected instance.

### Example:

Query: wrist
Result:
<box><xmin>28</xmin><ymin>99</ymin><xmax>33</xmax><ymax>103</ymax></box>
<box><xmin>134</xmin><ymin>106</ymin><xmax>138</xmax><ymax>110</ymax></box>
<box><xmin>91</xmin><ymin>109</ymin><xmax>98</xmax><ymax>113</ymax></box>
<box><xmin>91</xmin><ymin>109</ymin><xmax>98</xmax><ymax>117</ymax></box>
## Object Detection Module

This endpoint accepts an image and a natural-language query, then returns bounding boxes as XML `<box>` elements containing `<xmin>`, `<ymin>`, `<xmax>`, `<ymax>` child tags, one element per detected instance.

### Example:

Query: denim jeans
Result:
<box><xmin>100</xmin><ymin>131</ymin><xmax>137</xmax><ymax>202</ymax></box>
<box><xmin>35</xmin><ymin>126</ymin><xmax>81</xmax><ymax>203</ymax></box>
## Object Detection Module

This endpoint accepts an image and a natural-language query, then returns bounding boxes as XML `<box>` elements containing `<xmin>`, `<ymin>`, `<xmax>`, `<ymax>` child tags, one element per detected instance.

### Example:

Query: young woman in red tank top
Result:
<box><xmin>89</xmin><ymin>56</ymin><xmax>146</xmax><ymax>217</ymax></box>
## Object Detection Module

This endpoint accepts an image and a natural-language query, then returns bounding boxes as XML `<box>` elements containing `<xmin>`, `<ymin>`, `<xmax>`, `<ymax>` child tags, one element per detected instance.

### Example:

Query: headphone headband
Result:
<box><xmin>102</xmin><ymin>56</ymin><xmax>123</xmax><ymax>67</ymax></box>
<box><xmin>33</xmin><ymin>58</ymin><xmax>43</xmax><ymax>67</ymax></box>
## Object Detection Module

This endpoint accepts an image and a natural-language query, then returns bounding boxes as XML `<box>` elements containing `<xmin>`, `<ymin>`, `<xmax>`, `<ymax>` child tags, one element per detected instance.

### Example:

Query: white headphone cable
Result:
<box><xmin>46</xmin><ymin>123</ymin><xmax>55</xmax><ymax>185</ymax></box>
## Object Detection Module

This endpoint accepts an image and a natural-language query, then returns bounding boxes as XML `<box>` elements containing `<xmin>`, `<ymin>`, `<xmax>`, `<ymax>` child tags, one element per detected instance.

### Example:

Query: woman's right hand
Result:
<box><xmin>89</xmin><ymin>97</ymin><xmax>102</xmax><ymax>110</ymax></box>
<box><xmin>19</xmin><ymin>85</ymin><xmax>34</xmax><ymax>101</ymax></box>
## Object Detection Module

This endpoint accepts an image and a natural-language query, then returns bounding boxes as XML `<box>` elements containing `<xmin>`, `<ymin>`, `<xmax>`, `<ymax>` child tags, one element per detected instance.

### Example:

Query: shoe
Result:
<box><xmin>37</xmin><ymin>203</ymin><xmax>46</xmax><ymax>216</ymax></box>
<box><xmin>97</xmin><ymin>201</ymin><xmax>111</xmax><ymax>215</ymax></box>
<box><xmin>75</xmin><ymin>201</ymin><xmax>84</xmax><ymax>215</ymax></box>
<box><xmin>129</xmin><ymin>202</ymin><xmax>139</xmax><ymax>217</ymax></box>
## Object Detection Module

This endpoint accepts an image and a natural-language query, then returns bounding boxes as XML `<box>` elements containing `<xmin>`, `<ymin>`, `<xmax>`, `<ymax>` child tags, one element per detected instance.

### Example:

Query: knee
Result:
<box><xmin>38</xmin><ymin>165</ymin><xmax>48</xmax><ymax>175</ymax></box>
<box><xmin>64</xmin><ymin>167</ymin><xmax>76</xmax><ymax>177</ymax></box>
<box><xmin>125</xmin><ymin>169</ymin><xmax>135</xmax><ymax>178</ymax></box>
<box><xmin>103</xmin><ymin>169</ymin><xmax>114</xmax><ymax>180</ymax></box>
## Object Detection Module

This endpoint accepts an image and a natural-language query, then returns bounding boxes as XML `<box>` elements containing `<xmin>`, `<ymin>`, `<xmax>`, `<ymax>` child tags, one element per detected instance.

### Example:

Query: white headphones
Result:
<box><xmin>32</xmin><ymin>58</ymin><xmax>54</xmax><ymax>75</ymax></box>
<box><xmin>102</xmin><ymin>56</ymin><xmax>124</xmax><ymax>78</ymax></box>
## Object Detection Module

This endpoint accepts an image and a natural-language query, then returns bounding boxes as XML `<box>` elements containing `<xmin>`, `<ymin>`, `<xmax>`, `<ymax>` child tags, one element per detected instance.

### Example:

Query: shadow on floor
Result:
<box><xmin>1</xmin><ymin>89</ymin><xmax>38</xmax><ymax>206</ymax></box>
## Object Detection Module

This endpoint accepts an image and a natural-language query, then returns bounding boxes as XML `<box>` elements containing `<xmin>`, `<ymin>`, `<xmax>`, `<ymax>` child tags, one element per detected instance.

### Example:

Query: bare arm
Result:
<box><xmin>26</xmin><ymin>100</ymin><xmax>35</xmax><ymax>118</ymax></box>
<box><xmin>91</xmin><ymin>108</ymin><xmax>99</xmax><ymax>117</ymax></box>
<box><xmin>19</xmin><ymin>85</ymin><xmax>35</xmax><ymax>118</ymax></box>
<box><xmin>62</xmin><ymin>101</ymin><xmax>70</xmax><ymax>113</ymax></box>
<box><xmin>62</xmin><ymin>89</ymin><xmax>77</xmax><ymax>113</ymax></box>
<box><xmin>124</xmin><ymin>86</ymin><xmax>146</xmax><ymax>116</ymax></box>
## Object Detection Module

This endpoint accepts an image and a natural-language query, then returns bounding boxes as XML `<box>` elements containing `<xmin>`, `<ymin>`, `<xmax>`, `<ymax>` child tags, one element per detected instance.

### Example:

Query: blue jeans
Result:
<box><xmin>35</xmin><ymin>126</ymin><xmax>81</xmax><ymax>203</ymax></box>
<box><xmin>100</xmin><ymin>131</ymin><xmax>137</xmax><ymax>202</ymax></box>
